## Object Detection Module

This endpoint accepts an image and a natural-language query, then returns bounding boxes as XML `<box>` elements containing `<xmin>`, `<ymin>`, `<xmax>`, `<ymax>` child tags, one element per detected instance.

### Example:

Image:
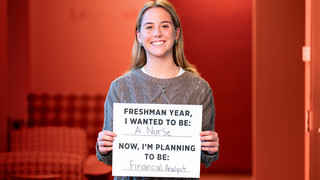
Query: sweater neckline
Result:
<box><xmin>133</xmin><ymin>68</ymin><xmax>191</xmax><ymax>86</ymax></box>
<box><xmin>141</xmin><ymin>66</ymin><xmax>185</xmax><ymax>77</ymax></box>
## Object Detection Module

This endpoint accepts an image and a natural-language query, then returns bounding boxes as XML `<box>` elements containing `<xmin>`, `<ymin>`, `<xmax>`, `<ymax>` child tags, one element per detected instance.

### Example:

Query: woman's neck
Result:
<box><xmin>144</xmin><ymin>56</ymin><xmax>179</xmax><ymax>79</ymax></box>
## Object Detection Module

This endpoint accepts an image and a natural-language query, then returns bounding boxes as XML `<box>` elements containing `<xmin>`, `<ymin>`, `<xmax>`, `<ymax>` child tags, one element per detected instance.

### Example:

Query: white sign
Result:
<box><xmin>112</xmin><ymin>103</ymin><xmax>202</xmax><ymax>178</ymax></box>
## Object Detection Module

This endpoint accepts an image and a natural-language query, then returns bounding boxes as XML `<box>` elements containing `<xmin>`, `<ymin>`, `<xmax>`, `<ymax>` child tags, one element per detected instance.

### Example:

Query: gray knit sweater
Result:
<box><xmin>96</xmin><ymin>68</ymin><xmax>218</xmax><ymax>180</ymax></box>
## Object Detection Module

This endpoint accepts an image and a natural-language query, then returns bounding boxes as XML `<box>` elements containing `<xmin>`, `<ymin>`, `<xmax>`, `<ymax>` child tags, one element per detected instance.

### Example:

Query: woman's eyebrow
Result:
<box><xmin>142</xmin><ymin>22</ymin><xmax>154</xmax><ymax>27</ymax></box>
<box><xmin>142</xmin><ymin>21</ymin><xmax>173</xmax><ymax>27</ymax></box>
<box><xmin>161</xmin><ymin>21</ymin><xmax>173</xmax><ymax>24</ymax></box>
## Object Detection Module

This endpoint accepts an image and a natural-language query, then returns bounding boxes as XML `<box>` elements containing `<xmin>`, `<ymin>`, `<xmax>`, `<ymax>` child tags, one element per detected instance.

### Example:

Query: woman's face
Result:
<box><xmin>137</xmin><ymin>7</ymin><xmax>180</xmax><ymax>60</ymax></box>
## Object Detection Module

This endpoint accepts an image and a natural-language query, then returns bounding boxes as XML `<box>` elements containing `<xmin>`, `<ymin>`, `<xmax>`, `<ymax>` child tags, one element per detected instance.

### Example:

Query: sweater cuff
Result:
<box><xmin>201</xmin><ymin>150</ymin><xmax>219</xmax><ymax>168</ymax></box>
<box><xmin>96</xmin><ymin>142</ymin><xmax>113</xmax><ymax>165</ymax></box>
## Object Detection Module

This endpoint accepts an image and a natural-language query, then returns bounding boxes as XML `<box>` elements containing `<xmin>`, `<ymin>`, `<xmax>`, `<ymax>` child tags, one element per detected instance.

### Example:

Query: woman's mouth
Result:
<box><xmin>151</xmin><ymin>41</ymin><xmax>165</xmax><ymax>46</ymax></box>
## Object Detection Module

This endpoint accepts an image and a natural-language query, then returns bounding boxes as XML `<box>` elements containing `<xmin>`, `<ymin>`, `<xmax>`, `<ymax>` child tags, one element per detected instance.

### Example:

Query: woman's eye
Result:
<box><xmin>146</xmin><ymin>26</ymin><xmax>152</xmax><ymax>30</ymax></box>
<box><xmin>162</xmin><ymin>25</ymin><xmax>169</xmax><ymax>28</ymax></box>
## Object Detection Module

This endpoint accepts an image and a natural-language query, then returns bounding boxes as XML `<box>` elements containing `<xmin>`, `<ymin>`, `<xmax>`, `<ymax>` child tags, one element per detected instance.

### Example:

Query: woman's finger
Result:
<box><xmin>98</xmin><ymin>140</ymin><xmax>113</xmax><ymax>147</ymax></box>
<box><xmin>201</xmin><ymin>146</ymin><xmax>218</xmax><ymax>154</ymax></box>
<box><xmin>99</xmin><ymin>146</ymin><xmax>113</xmax><ymax>153</ymax></box>
<box><xmin>97</xmin><ymin>134</ymin><xmax>115</xmax><ymax>142</ymax></box>
<box><xmin>200</xmin><ymin>135</ymin><xmax>213</xmax><ymax>141</ymax></box>
<box><xmin>201</xmin><ymin>141</ymin><xmax>219</xmax><ymax>148</ymax></box>
<box><xmin>99</xmin><ymin>130</ymin><xmax>117</xmax><ymax>137</ymax></box>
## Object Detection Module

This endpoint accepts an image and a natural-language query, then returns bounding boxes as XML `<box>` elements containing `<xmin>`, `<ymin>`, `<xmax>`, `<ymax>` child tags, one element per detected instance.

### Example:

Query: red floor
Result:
<box><xmin>200</xmin><ymin>174</ymin><xmax>252</xmax><ymax>180</ymax></box>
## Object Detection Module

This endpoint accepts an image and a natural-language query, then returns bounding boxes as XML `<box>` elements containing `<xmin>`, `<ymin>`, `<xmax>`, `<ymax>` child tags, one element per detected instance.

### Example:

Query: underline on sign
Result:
<box><xmin>122</xmin><ymin>169</ymin><xmax>191</xmax><ymax>173</ymax></box>
<box><xmin>123</xmin><ymin>134</ymin><xmax>192</xmax><ymax>138</ymax></box>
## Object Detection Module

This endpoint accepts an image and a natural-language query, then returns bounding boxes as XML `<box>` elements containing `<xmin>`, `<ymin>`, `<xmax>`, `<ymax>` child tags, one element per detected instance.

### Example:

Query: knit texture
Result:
<box><xmin>96</xmin><ymin>68</ymin><xmax>218</xmax><ymax>180</ymax></box>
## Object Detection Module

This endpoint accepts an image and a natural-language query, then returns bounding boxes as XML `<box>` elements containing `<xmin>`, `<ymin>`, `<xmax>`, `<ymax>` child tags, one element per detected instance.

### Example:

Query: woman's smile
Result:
<box><xmin>151</xmin><ymin>40</ymin><xmax>165</xmax><ymax>46</ymax></box>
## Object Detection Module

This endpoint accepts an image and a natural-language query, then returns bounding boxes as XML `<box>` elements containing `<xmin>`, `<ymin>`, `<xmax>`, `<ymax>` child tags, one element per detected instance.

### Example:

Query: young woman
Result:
<box><xmin>96</xmin><ymin>0</ymin><xmax>219</xmax><ymax>179</ymax></box>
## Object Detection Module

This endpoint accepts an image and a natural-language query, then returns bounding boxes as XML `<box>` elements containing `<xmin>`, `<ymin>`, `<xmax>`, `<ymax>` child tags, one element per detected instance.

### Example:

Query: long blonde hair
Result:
<box><xmin>130</xmin><ymin>0</ymin><xmax>199</xmax><ymax>76</ymax></box>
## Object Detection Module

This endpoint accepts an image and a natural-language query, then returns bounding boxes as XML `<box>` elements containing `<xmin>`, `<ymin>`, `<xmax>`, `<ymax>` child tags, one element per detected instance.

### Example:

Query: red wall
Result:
<box><xmin>172</xmin><ymin>0</ymin><xmax>252</xmax><ymax>173</ymax></box>
<box><xmin>8</xmin><ymin>0</ymin><xmax>30</xmax><ymax>121</ymax></box>
<box><xmin>253</xmin><ymin>0</ymin><xmax>305</xmax><ymax>179</ymax></box>
<box><xmin>6</xmin><ymin>0</ymin><xmax>148</xmax><ymax>123</ymax></box>
<box><xmin>28</xmin><ymin>0</ymin><xmax>148</xmax><ymax>94</ymax></box>
<box><xmin>0</xmin><ymin>0</ymin><xmax>8</xmax><ymax>152</ymax></box>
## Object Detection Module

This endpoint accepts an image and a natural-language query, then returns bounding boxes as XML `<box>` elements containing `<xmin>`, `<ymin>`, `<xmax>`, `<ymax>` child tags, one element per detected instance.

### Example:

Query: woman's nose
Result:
<box><xmin>153</xmin><ymin>26</ymin><xmax>163</xmax><ymax>37</ymax></box>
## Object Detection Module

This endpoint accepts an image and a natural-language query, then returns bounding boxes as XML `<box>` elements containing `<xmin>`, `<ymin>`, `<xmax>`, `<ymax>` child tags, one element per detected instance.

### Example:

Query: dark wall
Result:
<box><xmin>172</xmin><ymin>0</ymin><xmax>252</xmax><ymax>173</ymax></box>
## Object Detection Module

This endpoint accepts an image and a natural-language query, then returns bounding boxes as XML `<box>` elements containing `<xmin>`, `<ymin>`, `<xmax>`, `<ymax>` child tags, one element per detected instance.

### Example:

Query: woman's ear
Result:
<box><xmin>137</xmin><ymin>30</ymin><xmax>141</xmax><ymax>44</ymax></box>
<box><xmin>175</xmin><ymin>27</ymin><xmax>181</xmax><ymax>41</ymax></box>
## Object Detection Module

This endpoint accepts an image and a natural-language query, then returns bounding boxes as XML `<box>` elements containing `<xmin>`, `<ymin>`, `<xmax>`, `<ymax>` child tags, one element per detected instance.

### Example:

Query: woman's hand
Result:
<box><xmin>200</xmin><ymin>131</ymin><xmax>219</xmax><ymax>155</ymax></box>
<box><xmin>97</xmin><ymin>130</ymin><xmax>117</xmax><ymax>155</ymax></box>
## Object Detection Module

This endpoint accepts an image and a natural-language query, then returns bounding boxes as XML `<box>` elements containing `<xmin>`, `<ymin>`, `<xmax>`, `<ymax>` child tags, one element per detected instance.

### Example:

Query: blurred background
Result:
<box><xmin>1</xmin><ymin>0</ymin><xmax>318</xmax><ymax>179</ymax></box>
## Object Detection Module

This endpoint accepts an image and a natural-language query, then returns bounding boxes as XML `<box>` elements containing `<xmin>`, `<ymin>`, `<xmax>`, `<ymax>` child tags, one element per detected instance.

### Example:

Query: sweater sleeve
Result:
<box><xmin>96</xmin><ymin>81</ymin><xmax>120</xmax><ymax>165</ymax></box>
<box><xmin>200</xmin><ymin>84</ymin><xmax>219</xmax><ymax>168</ymax></box>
